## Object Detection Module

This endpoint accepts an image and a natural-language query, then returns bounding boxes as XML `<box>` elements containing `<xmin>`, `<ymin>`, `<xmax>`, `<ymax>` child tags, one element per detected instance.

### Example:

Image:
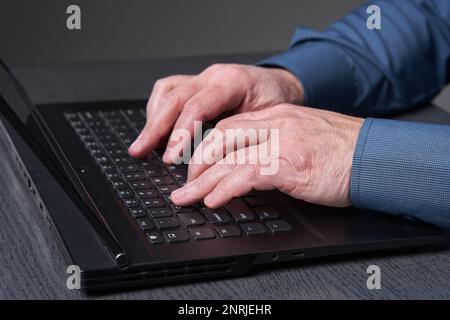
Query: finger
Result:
<box><xmin>173</xmin><ymin>143</ymin><xmax>274</xmax><ymax>206</ymax></box>
<box><xmin>162</xmin><ymin>81</ymin><xmax>245</xmax><ymax>163</ymax></box>
<box><xmin>204</xmin><ymin>164</ymin><xmax>275</xmax><ymax>207</ymax></box>
<box><xmin>170</xmin><ymin>158</ymin><xmax>236</xmax><ymax>206</ymax></box>
<box><xmin>187</xmin><ymin>118</ymin><xmax>270</xmax><ymax>181</ymax></box>
<box><xmin>146</xmin><ymin>75</ymin><xmax>193</xmax><ymax>121</ymax></box>
<box><xmin>129</xmin><ymin>78</ymin><xmax>203</xmax><ymax>157</ymax></box>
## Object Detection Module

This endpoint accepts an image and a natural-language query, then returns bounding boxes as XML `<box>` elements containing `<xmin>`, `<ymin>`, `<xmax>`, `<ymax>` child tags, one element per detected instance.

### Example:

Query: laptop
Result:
<box><xmin>0</xmin><ymin>59</ymin><xmax>446</xmax><ymax>291</ymax></box>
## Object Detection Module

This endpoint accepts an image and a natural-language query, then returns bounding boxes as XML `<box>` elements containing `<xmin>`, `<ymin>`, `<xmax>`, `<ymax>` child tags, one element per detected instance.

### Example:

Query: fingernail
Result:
<box><xmin>129</xmin><ymin>142</ymin><xmax>140</xmax><ymax>153</ymax></box>
<box><xmin>162</xmin><ymin>148</ymin><xmax>172</xmax><ymax>163</ymax></box>
<box><xmin>203</xmin><ymin>193</ymin><xmax>214</xmax><ymax>207</ymax></box>
<box><xmin>171</xmin><ymin>186</ymin><xmax>187</xmax><ymax>201</ymax></box>
<box><xmin>129</xmin><ymin>134</ymin><xmax>142</xmax><ymax>151</ymax></box>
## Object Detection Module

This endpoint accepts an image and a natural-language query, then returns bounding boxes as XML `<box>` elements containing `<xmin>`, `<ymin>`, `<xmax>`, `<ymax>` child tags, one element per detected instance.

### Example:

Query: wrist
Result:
<box><xmin>267</xmin><ymin>67</ymin><xmax>305</xmax><ymax>105</ymax></box>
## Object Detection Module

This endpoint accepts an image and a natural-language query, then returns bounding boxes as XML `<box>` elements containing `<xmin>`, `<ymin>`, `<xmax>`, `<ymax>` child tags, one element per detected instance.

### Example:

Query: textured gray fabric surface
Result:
<box><xmin>0</xmin><ymin>54</ymin><xmax>449</xmax><ymax>299</ymax></box>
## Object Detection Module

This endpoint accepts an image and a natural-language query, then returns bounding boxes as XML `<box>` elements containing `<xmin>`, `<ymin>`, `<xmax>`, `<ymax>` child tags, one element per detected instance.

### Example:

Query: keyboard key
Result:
<box><xmin>224</xmin><ymin>199</ymin><xmax>255</xmax><ymax>222</ymax></box>
<box><xmin>85</xmin><ymin>141</ymin><xmax>99</xmax><ymax>149</ymax></box>
<box><xmin>102</xmin><ymin>110</ymin><xmax>122</xmax><ymax>119</ymax></box>
<box><xmin>265</xmin><ymin>220</ymin><xmax>292</xmax><ymax>233</ymax></box>
<box><xmin>189</xmin><ymin>228</ymin><xmax>216</xmax><ymax>240</ymax></box>
<box><xmin>89</xmin><ymin>148</ymin><xmax>104</xmax><ymax>157</ymax></box>
<box><xmin>128</xmin><ymin>181</ymin><xmax>152</xmax><ymax>190</ymax></box>
<box><xmin>255</xmin><ymin>207</ymin><xmax>280</xmax><ymax>220</ymax></box>
<box><xmin>178</xmin><ymin>212</ymin><xmax>205</xmax><ymax>226</ymax></box>
<box><xmin>124</xmin><ymin>172</ymin><xmax>146</xmax><ymax>181</ymax></box>
<box><xmin>135</xmin><ymin>189</ymin><xmax>157</xmax><ymax>198</ymax></box>
<box><xmin>94</xmin><ymin>156</ymin><xmax>109</xmax><ymax>165</ymax></box>
<box><xmin>81</xmin><ymin>135</ymin><xmax>95</xmax><ymax>144</ymax></box>
<box><xmin>163</xmin><ymin>230</ymin><xmax>189</xmax><ymax>243</ymax></box>
<box><xmin>92</xmin><ymin>127</ymin><xmax>110</xmax><ymax>135</ymax></box>
<box><xmin>120</xmin><ymin>164</ymin><xmax>140</xmax><ymax>173</ymax></box>
<box><xmin>204</xmin><ymin>208</ymin><xmax>231</xmax><ymax>224</ymax></box>
<box><xmin>111</xmin><ymin>179</ymin><xmax>127</xmax><ymax>190</ymax></box>
<box><xmin>138</xmin><ymin>159</ymin><xmax>159</xmax><ymax>169</ymax></box>
<box><xmin>166</xmin><ymin>196</ymin><xmax>194</xmax><ymax>212</ymax></box>
<box><xmin>215</xmin><ymin>226</ymin><xmax>242</xmax><ymax>238</ymax></box>
<box><xmin>171</xmin><ymin>171</ymin><xmax>186</xmax><ymax>181</ymax></box>
<box><xmin>111</xmin><ymin>124</ymin><xmax>128</xmax><ymax>131</ymax></box>
<box><xmin>130</xmin><ymin>207</ymin><xmax>147</xmax><ymax>218</ymax></box>
<box><xmin>124</xmin><ymin>199</ymin><xmax>139</xmax><ymax>208</ymax></box>
<box><xmin>230</xmin><ymin>211</ymin><xmax>255</xmax><ymax>222</ymax></box>
<box><xmin>241</xmin><ymin>223</ymin><xmax>266</xmax><ymax>236</ymax></box>
<box><xmin>121</xmin><ymin>137</ymin><xmax>133</xmax><ymax>145</ymax></box>
<box><xmin>169</xmin><ymin>203</ymin><xmax>194</xmax><ymax>213</ymax></box>
<box><xmin>165</xmin><ymin>165</ymin><xmax>177</xmax><ymax>172</ymax></box>
<box><xmin>118</xmin><ymin>189</ymin><xmax>134</xmax><ymax>198</ymax></box>
<box><xmin>244</xmin><ymin>196</ymin><xmax>269</xmax><ymax>207</ymax></box>
<box><xmin>145</xmin><ymin>168</ymin><xmax>167</xmax><ymax>177</ymax></box>
<box><xmin>107</xmin><ymin>149</ymin><xmax>125</xmax><ymax>157</ymax></box>
<box><xmin>101</xmin><ymin>164</ymin><xmax>115</xmax><ymax>172</ymax></box>
<box><xmin>137</xmin><ymin>218</ymin><xmax>154</xmax><ymax>231</ymax></box>
<box><xmin>102</xmin><ymin>141</ymin><xmax>121</xmax><ymax>149</ymax></box>
<box><xmin>147</xmin><ymin>208</ymin><xmax>172</xmax><ymax>218</ymax></box>
<box><xmin>97</xmin><ymin>134</ymin><xmax>117</xmax><ymax>143</ymax></box>
<box><xmin>65</xmin><ymin>112</ymin><xmax>78</xmax><ymax>121</ymax></box>
<box><xmin>116</xmin><ymin>130</ymin><xmax>137</xmax><ymax>140</ymax></box>
<box><xmin>113</xmin><ymin>156</ymin><xmax>135</xmax><ymax>165</ymax></box>
<box><xmin>146</xmin><ymin>232</ymin><xmax>164</xmax><ymax>244</ymax></box>
<box><xmin>158</xmin><ymin>184</ymin><xmax>178</xmax><ymax>194</ymax></box>
<box><xmin>105</xmin><ymin>172</ymin><xmax>120</xmax><ymax>180</ymax></box>
<box><xmin>154</xmin><ymin>217</ymin><xmax>180</xmax><ymax>229</ymax></box>
<box><xmin>151</xmin><ymin>176</ymin><xmax>175</xmax><ymax>185</ymax></box>
<box><xmin>103</xmin><ymin>168</ymin><xmax>117</xmax><ymax>176</ymax></box>
<box><xmin>141</xmin><ymin>198</ymin><xmax>165</xmax><ymax>209</ymax></box>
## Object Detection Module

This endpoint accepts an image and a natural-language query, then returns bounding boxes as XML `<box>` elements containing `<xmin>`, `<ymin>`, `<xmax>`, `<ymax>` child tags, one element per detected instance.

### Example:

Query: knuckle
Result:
<box><xmin>224</xmin><ymin>151</ymin><xmax>239</xmax><ymax>169</ymax></box>
<box><xmin>243</xmin><ymin>164</ymin><xmax>258</xmax><ymax>179</ymax></box>
<box><xmin>184</xmin><ymin>101</ymin><xmax>203</xmax><ymax>114</ymax></box>
<box><xmin>153</xmin><ymin>78</ymin><xmax>167</xmax><ymax>90</ymax></box>
<box><xmin>223</xmin><ymin>65</ymin><xmax>244</xmax><ymax>78</ymax></box>
<box><xmin>189</xmin><ymin>178</ymin><xmax>203</xmax><ymax>192</ymax></box>
<box><xmin>163</xmin><ymin>90</ymin><xmax>181</xmax><ymax>107</ymax></box>
<box><xmin>215</xmin><ymin>119</ymin><xmax>229</xmax><ymax>132</ymax></box>
<box><xmin>206</xmin><ymin>63</ymin><xmax>225</xmax><ymax>73</ymax></box>
<box><xmin>273</xmin><ymin>103</ymin><xmax>292</xmax><ymax>112</ymax></box>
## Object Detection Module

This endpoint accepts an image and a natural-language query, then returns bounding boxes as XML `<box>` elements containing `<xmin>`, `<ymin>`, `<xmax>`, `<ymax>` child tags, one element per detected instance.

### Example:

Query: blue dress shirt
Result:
<box><xmin>259</xmin><ymin>0</ymin><xmax>450</xmax><ymax>227</ymax></box>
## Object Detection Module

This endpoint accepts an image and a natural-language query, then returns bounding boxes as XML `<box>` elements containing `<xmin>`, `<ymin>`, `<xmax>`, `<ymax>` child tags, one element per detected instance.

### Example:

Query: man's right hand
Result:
<box><xmin>128</xmin><ymin>64</ymin><xmax>304</xmax><ymax>163</ymax></box>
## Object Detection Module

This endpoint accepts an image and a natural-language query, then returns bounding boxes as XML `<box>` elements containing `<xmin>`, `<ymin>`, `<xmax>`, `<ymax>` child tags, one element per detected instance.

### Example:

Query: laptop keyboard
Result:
<box><xmin>64</xmin><ymin>108</ymin><xmax>291</xmax><ymax>245</ymax></box>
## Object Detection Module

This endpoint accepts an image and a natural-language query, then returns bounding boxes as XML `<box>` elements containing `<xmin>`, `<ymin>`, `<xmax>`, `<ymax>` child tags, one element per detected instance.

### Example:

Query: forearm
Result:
<box><xmin>260</xmin><ymin>0</ymin><xmax>450</xmax><ymax>116</ymax></box>
<box><xmin>350</xmin><ymin>118</ymin><xmax>450</xmax><ymax>228</ymax></box>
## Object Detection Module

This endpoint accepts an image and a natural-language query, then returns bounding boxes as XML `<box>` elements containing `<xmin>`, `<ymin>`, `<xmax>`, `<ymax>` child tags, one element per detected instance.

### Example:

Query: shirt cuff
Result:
<box><xmin>257</xmin><ymin>41</ymin><xmax>357</xmax><ymax>112</ymax></box>
<box><xmin>350</xmin><ymin>118</ymin><xmax>450</xmax><ymax>228</ymax></box>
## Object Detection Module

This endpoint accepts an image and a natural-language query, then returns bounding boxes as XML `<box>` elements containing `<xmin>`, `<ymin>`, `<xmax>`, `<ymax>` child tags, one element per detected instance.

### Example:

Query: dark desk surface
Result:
<box><xmin>1</xmin><ymin>54</ymin><xmax>449</xmax><ymax>299</ymax></box>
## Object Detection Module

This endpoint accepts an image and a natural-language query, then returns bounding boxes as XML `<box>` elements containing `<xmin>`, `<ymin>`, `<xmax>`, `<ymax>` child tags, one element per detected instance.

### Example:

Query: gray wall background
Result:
<box><xmin>0</xmin><ymin>0</ymin><xmax>363</xmax><ymax>65</ymax></box>
<box><xmin>0</xmin><ymin>0</ymin><xmax>449</xmax><ymax>108</ymax></box>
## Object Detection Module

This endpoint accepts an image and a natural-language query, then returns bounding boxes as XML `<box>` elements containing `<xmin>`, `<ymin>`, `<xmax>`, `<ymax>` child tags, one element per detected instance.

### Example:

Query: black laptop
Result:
<box><xmin>0</xmin><ymin>59</ymin><xmax>446</xmax><ymax>291</ymax></box>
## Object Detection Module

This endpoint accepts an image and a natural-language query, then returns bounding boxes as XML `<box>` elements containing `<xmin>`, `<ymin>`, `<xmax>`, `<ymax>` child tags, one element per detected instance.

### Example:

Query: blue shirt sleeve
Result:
<box><xmin>259</xmin><ymin>0</ymin><xmax>450</xmax><ymax>227</ymax></box>
<box><xmin>351</xmin><ymin>118</ymin><xmax>450</xmax><ymax>228</ymax></box>
<box><xmin>259</xmin><ymin>0</ymin><xmax>450</xmax><ymax>116</ymax></box>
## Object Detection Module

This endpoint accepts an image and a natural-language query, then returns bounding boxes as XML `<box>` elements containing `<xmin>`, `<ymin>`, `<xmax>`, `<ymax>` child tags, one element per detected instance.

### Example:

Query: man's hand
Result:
<box><xmin>128</xmin><ymin>64</ymin><xmax>303</xmax><ymax>162</ymax></box>
<box><xmin>171</xmin><ymin>104</ymin><xmax>364</xmax><ymax>208</ymax></box>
